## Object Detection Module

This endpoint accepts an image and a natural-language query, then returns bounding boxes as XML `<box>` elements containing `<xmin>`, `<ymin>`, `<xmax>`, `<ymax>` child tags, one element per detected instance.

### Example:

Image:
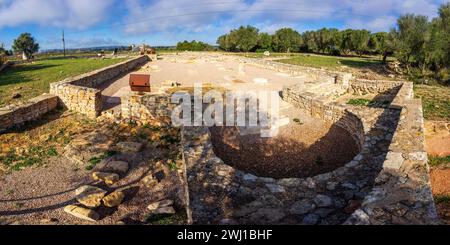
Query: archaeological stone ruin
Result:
<box><xmin>0</xmin><ymin>53</ymin><xmax>440</xmax><ymax>225</ymax></box>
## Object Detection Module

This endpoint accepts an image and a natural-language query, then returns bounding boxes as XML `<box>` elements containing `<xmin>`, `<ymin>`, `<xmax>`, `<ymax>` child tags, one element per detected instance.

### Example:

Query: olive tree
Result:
<box><xmin>12</xmin><ymin>33</ymin><xmax>39</xmax><ymax>60</ymax></box>
<box><xmin>272</xmin><ymin>28</ymin><xmax>303</xmax><ymax>52</ymax></box>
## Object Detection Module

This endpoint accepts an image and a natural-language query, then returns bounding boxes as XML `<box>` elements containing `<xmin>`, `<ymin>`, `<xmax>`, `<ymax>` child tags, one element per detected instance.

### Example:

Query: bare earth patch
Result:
<box><xmin>210</xmin><ymin>115</ymin><xmax>359</xmax><ymax>179</ymax></box>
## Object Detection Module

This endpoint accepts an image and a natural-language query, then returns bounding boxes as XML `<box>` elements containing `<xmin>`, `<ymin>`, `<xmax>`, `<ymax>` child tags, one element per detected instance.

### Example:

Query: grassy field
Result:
<box><xmin>0</xmin><ymin>57</ymin><xmax>128</xmax><ymax>106</ymax></box>
<box><xmin>414</xmin><ymin>85</ymin><xmax>450</xmax><ymax>121</ymax></box>
<box><xmin>277</xmin><ymin>54</ymin><xmax>383</xmax><ymax>69</ymax></box>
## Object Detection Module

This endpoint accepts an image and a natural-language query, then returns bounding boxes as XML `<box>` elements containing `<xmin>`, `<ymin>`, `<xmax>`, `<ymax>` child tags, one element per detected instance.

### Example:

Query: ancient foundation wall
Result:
<box><xmin>0</xmin><ymin>94</ymin><xmax>58</xmax><ymax>132</ymax></box>
<box><xmin>348</xmin><ymin>79</ymin><xmax>403</xmax><ymax>95</ymax></box>
<box><xmin>50</xmin><ymin>56</ymin><xmax>149</xmax><ymax>118</ymax></box>
<box><xmin>282</xmin><ymin>85</ymin><xmax>365</xmax><ymax>149</ymax></box>
<box><xmin>239</xmin><ymin>57</ymin><xmax>353</xmax><ymax>88</ymax></box>
<box><xmin>120</xmin><ymin>92</ymin><xmax>175</xmax><ymax>125</ymax></box>
<box><xmin>345</xmin><ymin>82</ymin><xmax>439</xmax><ymax>225</ymax></box>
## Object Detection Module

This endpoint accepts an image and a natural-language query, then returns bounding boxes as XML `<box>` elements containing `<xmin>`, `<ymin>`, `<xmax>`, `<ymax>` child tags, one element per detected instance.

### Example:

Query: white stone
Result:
<box><xmin>383</xmin><ymin>152</ymin><xmax>404</xmax><ymax>170</ymax></box>
<box><xmin>243</xmin><ymin>174</ymin><xmax>258</xmax><ymax>182</ymax></box>
<box><xmin>148</xmin><ymin>199</ymin><xmax>174</xmax><ymax>211</ymax></box>
<box><xmin>265</xmin><ymin>183</ymin><xmax>286</xmax><ymax>193</ymax></box>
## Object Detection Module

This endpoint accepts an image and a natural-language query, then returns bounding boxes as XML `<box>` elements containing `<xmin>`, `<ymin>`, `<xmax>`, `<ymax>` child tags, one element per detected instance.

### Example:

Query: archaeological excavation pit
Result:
<box><xmin>209</xmin><ymin>113</ymin><xmax>362</xmax><ymax>179</ymax></box>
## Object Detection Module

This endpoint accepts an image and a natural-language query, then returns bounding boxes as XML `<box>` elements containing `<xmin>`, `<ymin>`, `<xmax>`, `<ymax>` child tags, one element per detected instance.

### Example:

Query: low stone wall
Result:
<box><xmin>179</xmin><ymin>78</ymin><xmax>439</xmax><ymax>225</ymax></box>
<box><xmin>0</xmin><ymin>94</ymin><xmax>58</xmax><ymax>132</ymax></box>
<box><xmin>50</xmin><ymin>56</ymin><xmax>149</xmax><ymax>118</ymax></box>
<box><xmin>282</xmin><ymin>85</ymin><xmax>365</xmax><ymax>148</ymax></box>
<box><xmin>345</xmin><ymin>88</ymin><xmax>439</xmax><ymax>225</ymax></box>
<box><xmin>120</xmin><ymin>92</ymin><xmax>175</xmax><ymax>125</ymax></box>
<box><xmin>348</xmin><ymin>79</ymin><xmax>403</xmax><ymax>95</ymax></box>
<box><xmin>239</xmin><ymin>57</ymin><xmax>353</xmax><ymax>88</ymax></box>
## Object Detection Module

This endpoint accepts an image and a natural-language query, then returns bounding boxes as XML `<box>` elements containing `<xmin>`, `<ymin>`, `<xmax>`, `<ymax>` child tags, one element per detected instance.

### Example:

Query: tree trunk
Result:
<box><xmin>22</xmin><ymin>52</ymin><xmax>28</xmax><ymax>60</ymax></box>
<box><xmin>382</xmin><ymin>53</ymin><xmax>388</xmax><ymax>64</ymax></box>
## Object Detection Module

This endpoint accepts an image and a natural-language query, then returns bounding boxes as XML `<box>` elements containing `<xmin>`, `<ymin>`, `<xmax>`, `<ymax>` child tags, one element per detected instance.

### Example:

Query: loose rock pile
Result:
<box><xmin>64</xmin><ymin>160</ymin><xmax>130</xmax><ymax>222</ymax></box>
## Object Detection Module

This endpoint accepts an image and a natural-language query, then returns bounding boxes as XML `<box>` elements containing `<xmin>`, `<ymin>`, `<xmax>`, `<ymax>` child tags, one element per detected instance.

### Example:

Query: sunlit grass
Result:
<box><xmin>0</xmin><ymin>57</ymin><xmax>128</xmax><ymax>106</ymax></box>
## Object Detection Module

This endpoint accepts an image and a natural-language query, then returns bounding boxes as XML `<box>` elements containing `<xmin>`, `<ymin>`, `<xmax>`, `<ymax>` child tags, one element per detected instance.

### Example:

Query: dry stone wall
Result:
<box><xmin>345</xmin><ymin>83</ymin><xmax>439</xmax><ymax>225</ymax></box>
<box><xmin>239</xmin><ymin>56</ymin><xmax>353</xmax><ymax>88</ymax></box>
<box><xmin>180</xmin><ymin>78</ymin><xmax>439</xmax><ymax>225</ymax></box>
<box><xmin>120</xmin><ymin>92</ymin><xmax>176</xmax><ymax>126</ymax></box>
<box><xmin>0</xmin><ymin>94</ymin><xmax>58</xmax><ymax>132</ymax></box>
<box><xmin>348</xmin><ymin>79</ymin><xmax>403</xmax><ymax>95</ymax></box>
<box><xmin>50</xmin><ymin>56</ymin><xmax>149</xmax><ymax>118</ymax></box>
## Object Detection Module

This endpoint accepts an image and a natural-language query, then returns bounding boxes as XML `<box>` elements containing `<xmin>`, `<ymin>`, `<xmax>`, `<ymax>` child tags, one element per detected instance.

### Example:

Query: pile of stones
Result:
<box><xmin>64</xmin><ymin>160</ymin><xmax>130</xmax><ymax>222</ymax></box>
<box><xmin>63</xmin><ymin>140</ymin><xmax>181</xmax><ymax>223</ymax></box>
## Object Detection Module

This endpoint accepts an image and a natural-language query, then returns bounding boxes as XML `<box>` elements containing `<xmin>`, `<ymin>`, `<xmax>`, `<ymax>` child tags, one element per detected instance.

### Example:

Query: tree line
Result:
<box><xmin>176</xmin><ymin>40</ymin><xmax>214</xmax><ymax>51</ymax></box>
<box><xmin>216</xmin><ymin>3</ymin><xmax>450</xmax><ymax>82</ymax></box>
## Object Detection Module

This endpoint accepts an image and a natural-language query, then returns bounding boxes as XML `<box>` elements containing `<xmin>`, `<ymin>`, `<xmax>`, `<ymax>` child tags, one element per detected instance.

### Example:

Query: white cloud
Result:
<box><xmin>0</xmin><ymin>0</ymin><xmax>114</xmax><ymax>29</ymax></box>
<box><xmin>121</xmin><ymin>0</ymin><xmax>446</xmax><ymax>35</ymax></box>
<box><xmin>123</xmin><ymin>0</ymin><xmax>246</xmax><ymax>34</ymax></box>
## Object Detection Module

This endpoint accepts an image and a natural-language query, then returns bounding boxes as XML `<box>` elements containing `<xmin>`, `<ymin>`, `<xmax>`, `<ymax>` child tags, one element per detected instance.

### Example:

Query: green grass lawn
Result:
<box><xmin>414</xmin><ymin>85</ymin><xmax>450</xmax><ymax>121</ymax></box>
<box><xmin>277</xmin><ymin>54</ymin><xmax>382</xmax><ymax>69</ymax></box>
<box><xmin>0</xmin><ymin>57</ymin><xmax>128</xmax><ymax>107</ymax></box>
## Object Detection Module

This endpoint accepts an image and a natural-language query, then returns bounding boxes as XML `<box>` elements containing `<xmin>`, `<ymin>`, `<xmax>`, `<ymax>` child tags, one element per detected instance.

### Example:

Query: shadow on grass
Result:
<box><xmin>0</xmin><ymin>64</ymin><xmax>60</xmax><ymax>87</ymax></box>
<box><xmin>339</xmin><ymin>59</ymin><xmax>381</xmax><ymax>68</ymax></box>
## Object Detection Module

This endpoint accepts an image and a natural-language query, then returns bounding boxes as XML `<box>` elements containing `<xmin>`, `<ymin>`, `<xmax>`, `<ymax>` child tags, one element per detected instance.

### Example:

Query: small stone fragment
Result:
<box><xmin>116</xmin><ymin>141</ymin><xmax>144</xmax><ymax>153</ymax></box>
<box><xmin>101</xmin><ymin>161</ymin><xmax>129</xmax><ymax>175</ymax></box>
<box><xmin>64</xmin><ymin>205</ymin><xmax>99</xmax><ymax>222</ymax></box>
<box><xmin>303</xmin><ymin>214</ymin><xmax>320</xmax><ymax>225</ymax></box>
<box><xmin>102</xmin><ymin>191</ymin><xmax>125</xmax><ymax>208</ymax></box>
<box><xmin>314</xmin><ymin>194</ymin><xmax>334</xmax><ymax>208</ymax></box>
<box><xmin>152</xmin><ymin>206</ymin><xmax>176</xmax><ymax>214</ymax></box>
<box><xmin>147</xmin><ymin>199</ymin><xmax>174</xmax><ymax>211</ymax></box>
<box><xmin>75</xmin><ymin>185</ymin><xmax>107</xmax><ymax>208</ymax></box>
<box><xmin>92</xmin><ymin>172</ymin><xmax>120</xmax><ymax>185</ymax></box>
<box><xmin>142</xmin><ymin>175</ymin><xmax>158</xmax><ymax>188</ymax></box>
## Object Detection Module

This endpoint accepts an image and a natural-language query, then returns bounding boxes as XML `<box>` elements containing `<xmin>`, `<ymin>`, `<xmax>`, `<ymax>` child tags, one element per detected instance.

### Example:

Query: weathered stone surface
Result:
<box><xmin>265</xmin><ymin>183</ymin><xmax>286</xmax><ymax>193</ymax></box>
<box><xmin>142</xmin><ymin>175</ymin><xmax>158</xmax><ymax>188</ymax></box>
<box><xmin>243</xmin><ymin>174</ymin><xmax>258</xmax><ymax>182</ymax></box>
<box><xmin>75</xmin><ymin>185</ymin><xmax>107</xmax><ymax>208</ymax></box>
<box><xmin>148</xmin><ymin>199</ymin><xmax>174</xmax><ymax>211</ymax></box>
<box><xmin>250</xmin><ymin>208</ymin><xmax>286</xmax><ymax>223</ymax></box>
<box><xmin>116</xmin><ymin>141</ymin><xmax>144</xmax><ymax>153</ymax></box>
<box><xmin>383</xmin><ymin>152</ymin><xmax>404</xmax><ymax>170</ymax></box>
<box><xmin>314</xmin><ymin>195</ymin><xmax>333</xmax><ymax>208</ymax></box>
<box><xmin>64</xmin><ymin>205</ymin><xmax>100</xmax><ymax>222</ymax></box>
<box><xmin>152</xmin><ymin>206</ymin><xmax>176</xmax><ymax>214</ymax></box>
<box><xmin>303</xmin><ymin>214</ymin><xmax>320</xmax><ymax>225</ymax></box>
<box><xmin>289</xmin><ymin>200</ymin><xmax>316</xmax><ymax>215</ymax></box>
<box><xmin>92</xmin><ymin>172</ymin><xmax>120</xmax><ymax>185</ymax></box>
<box><xmin>100</xmin><ymin>161</ymin><xmax>129</xmax><ymax>175</ymax></box>
<box><xmin>102</xmin><ymin>191</ymin><xmax>125</xmax><ymax>208</ymax></box>
<box><xmin>0</xmin><ymin>94</ymin><xmax>58</xmax><ymax>133</ymax></box>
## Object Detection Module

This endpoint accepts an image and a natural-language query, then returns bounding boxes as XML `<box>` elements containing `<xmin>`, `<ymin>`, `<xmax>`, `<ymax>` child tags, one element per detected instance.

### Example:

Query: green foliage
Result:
<box><xmin>435</xmin><ymin>195</ymin><xmax>450</xmax><ymax>204</ymax></box>
<box><xmin>392</xmin><ymin>14</ymin><xmax>430</xmax><ymax>72</ymax></box>
<box><xmin>257</xmin><ymin>32</ymin><xmax>273</xmax><ymax>51</ymax></box>
<box><xmin>12</xmin><ymin>33</ymin><xmax>39</xmax><ymax>60</ymax></box>
<box><xmin>217</xmin><ymin>26</ymin><xmax>260</xmax><ymax>52</ymax></box>
<box><xmin>85</xmin><ymin>150</ymin><xmax>117</xmax><ymax>171</ymax></box>
<box><xmin>272</xmin><ymin>28</ymin><xmax>303</xmax><ymax>53</ymax></box>
<box><xmin>176</xmin><ymin>40</ymin><xmax>213</xmax><ymax>51</ymax></box>
<box><xmin>347</xmin><ymin>98</ymin><xmax>372</xmax><ymax>106</ymax></box>
<box><xmin>145</xmin><ymin>212</ymin><xmax>187</xmax><ymax>225</ymax></box>
<box><xmin>0</xmin><ymin>145</ymin><xmax>59</xmax><ymax>171</ymax></box>
<box><xmin>428</xmin><ymin>155</ymin><xmax>450</xmax><ymax>167</ymax></box>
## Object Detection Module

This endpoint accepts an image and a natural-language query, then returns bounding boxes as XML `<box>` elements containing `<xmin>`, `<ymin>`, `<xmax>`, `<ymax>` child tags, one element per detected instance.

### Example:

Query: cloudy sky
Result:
<box><xmin>0</xmin><ymin>0</ymin><xmax>448</xmax><ymax>50</ymax></box>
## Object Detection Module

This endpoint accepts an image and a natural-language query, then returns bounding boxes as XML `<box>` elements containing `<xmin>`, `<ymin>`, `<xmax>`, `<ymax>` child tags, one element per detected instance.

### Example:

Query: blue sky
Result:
<box><xmin>0</xmin><ymin>0</ymin><xmax>448</xmax><ymax>50</ymax></box>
